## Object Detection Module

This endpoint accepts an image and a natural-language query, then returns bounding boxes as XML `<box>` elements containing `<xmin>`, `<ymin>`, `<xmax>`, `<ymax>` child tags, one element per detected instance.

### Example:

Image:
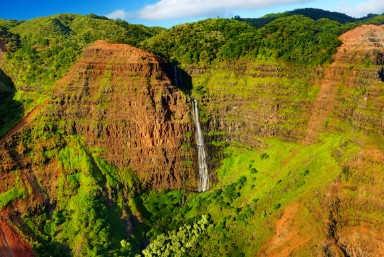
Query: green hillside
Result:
<box><xmin>141</xmin><ymin>15</ymin><xmax>343</xmax><ymax>65</ymax></box>
<box><xmin>0</xmin><ymin>14</ymin><xmax>164</xmax><ymax>138</ymax></box>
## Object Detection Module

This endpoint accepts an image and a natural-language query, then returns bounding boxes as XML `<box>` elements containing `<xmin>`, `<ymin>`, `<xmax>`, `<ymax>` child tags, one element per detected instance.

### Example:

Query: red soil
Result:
<box><xmin>0</xmin><ymin>214</ymin><xmax>35</xmax><ymax>257</ymax></box>
<box><xmin>304</xmin><ymin>24</ymin><xmax>384</xmax><ymax>144</ymax></box>
<box><xmin>258</xmin><ymin>204</ymin><xmax>311</xmax><ymax>257</ymax></box>
<box><xmin>0</xmin><ymin>102</ymin><xmax>47</xmax><ymax>146</ymax></box>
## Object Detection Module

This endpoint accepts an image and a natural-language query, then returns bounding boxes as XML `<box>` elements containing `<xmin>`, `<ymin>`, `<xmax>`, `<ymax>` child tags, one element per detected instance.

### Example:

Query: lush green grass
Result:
<box><xmin>21</xmin><ymin>136</ymin><xmax>139</xmax><ymax>257</ymax></box>
<box><xmin>139</xmin><ymin>134</ymin><xmax>360</xmax><ymax>256</ymax></box>
<box><xmin>0</xmin><ymin>187</ymin><xmax>25</xmax><ymax>209</ymax></box>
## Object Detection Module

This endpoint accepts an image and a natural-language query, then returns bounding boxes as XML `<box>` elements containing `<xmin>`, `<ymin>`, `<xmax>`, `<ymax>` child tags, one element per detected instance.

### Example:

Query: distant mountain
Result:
<box><xmin>236</xmin><ymin>8</ymin><xmax>357</xmax><ymax>28</ymax></box>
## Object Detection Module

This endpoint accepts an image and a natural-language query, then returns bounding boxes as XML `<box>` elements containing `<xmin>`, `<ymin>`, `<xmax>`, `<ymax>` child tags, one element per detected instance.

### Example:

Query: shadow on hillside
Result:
<box><xmin>0</xmin><ymin>243</ymin><xmax>71</xmax><ymax>257</ymax></box>
<box><xmin>379</xmin><ymin>68</ymin><xmax>384</xmax><ymax>82</ymax></box>
<box><xmin>167</xmin><ymin>63</ymin><xmax>192</xmax><ymax>94</ymax></box>
<box><xmin>0</xmin><ymin>69</ymin><xmax>24</xmax><ymax>137</ymax></box>
<box><xmin>0</xmin><ymin>247</ymin><xmax>33</xmax><ymax>257</ymax></box>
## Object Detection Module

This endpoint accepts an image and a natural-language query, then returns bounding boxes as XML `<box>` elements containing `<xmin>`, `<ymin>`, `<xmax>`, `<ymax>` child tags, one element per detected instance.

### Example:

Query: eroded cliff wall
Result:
<box><xmin>49</xmin><ymin>40</ymin><xmax>196</xmax><ymax>189</ymax></box>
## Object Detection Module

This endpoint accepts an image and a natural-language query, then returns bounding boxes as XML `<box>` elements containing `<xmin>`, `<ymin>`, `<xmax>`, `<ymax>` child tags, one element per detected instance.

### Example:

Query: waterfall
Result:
<box><xmin>191</xmin><ymin>98</ymin><xmax>209</xmax><ymax>192</ymax></box>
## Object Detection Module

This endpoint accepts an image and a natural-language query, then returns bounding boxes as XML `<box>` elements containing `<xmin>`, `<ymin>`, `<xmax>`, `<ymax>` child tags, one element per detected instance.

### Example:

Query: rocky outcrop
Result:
<box><xmin>46</xmin><ymin>40</ymin><xmax>196</xmax><ymax>189</ymax></box>
<box><xmin>0</xmin><ymin>40</ymin><xmax>198</xmax><ymax>256</ymax></box>
<box><xmin>0</xmin><ymin>40</ymin><xmax>198</xmax><ymax>207</ymax></box>
<box><xmin>332</xmin><ymin>25</ymin><xmax>384</xmax><ymax>137</ymax></box>
<box><xmin>192</xmin><ymin>25</ymin><xmax>384</xmax><ymax>148</ymax></box>
<box><xmin>305</xmin><ymin>24</ymin><xmax>384</xmax><ymax>143</ymax></box>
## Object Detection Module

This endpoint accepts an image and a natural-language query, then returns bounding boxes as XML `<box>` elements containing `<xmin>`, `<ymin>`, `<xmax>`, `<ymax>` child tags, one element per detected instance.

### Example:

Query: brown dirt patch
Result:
<box><xmin>337</xmin><ymin>226</ymin><xmax>384</xmax><ymax>257</ymax></box>
<box><xmin>0</xmin><ymin>214</ymin><xmax>35</xmax><ymax>257</ymax></box>
<box><xmin>258</xmin><ymin>204</ymin><xmax>311</xmax><ymax>257</ymax></box>
<box><xmin>0</xmin><ymin>102</ymin><xmax>47</xmax><ymax>146</ymax></box>
<box><xmin>337</xmin><ymin>24</ymin><xmax>384</xmax><ymax>56</ymax></box>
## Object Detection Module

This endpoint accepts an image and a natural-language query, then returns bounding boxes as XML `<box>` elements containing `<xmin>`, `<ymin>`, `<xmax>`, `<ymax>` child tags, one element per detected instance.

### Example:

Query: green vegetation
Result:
<box><xmin>0</xmin><ymin>69</ymin><xmax>23</xmax><ymax>137</ymax></box>
<box><xmin>141</xmin><ymin>18</ymin><xmax>255</xmax><ymax>64</ymax></box>
<box><xmin>2</xmin><ymin>14</ymin><xmax>164</xmax><ymax>91</ymax></box>
<box><xmin>136</xmin><ymin>135</ymin><xmax>360</xmax><ymax>256</ymax></box>
<box><xmin>250</xmin><ymin>15</ymin><xmax>343</xmax><ymax>63</ymax></box>
<box><xmin>142</xmin><ymin>215</ymin><xmax>211</xmax><ymax>256</ymax></box>
<box><xmin>19</xmin><ymin>135</ymin><xmax>140</xmax><ymax>257</ymax></box>
<box><xmin>141</xmin><ymin>15</ymin><xmax>344</xmax><ymax>65</ymax></box>
<box><xmin>236</xmin><ymin>8</ymin><xmax>356</xmax><ymax>28</ymax></box>
<box><xmin>0</xmin><ymin>187</ymin><xmax>25</xmax><ymax>209</ymax></box>
<box><xmin>0</xmin><ymin>8</ymin><xmax>383</xmax><ymax>257</ymax></box>
<box><xmin>0</xmin><ymin>14</ymin><xmax>163</xmax><ymax>137</ymax></box>
<box><xmin>142</xmin><ymin>12</ymin><xmax>384</xmax><ymax>66</ymax></box>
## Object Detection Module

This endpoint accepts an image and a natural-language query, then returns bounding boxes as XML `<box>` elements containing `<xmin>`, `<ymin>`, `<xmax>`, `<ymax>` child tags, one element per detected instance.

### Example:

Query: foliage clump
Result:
<box><xmin>142</xmin><ymin>215</ymin><xmax>212</xmax><ymax>257</ymax></box>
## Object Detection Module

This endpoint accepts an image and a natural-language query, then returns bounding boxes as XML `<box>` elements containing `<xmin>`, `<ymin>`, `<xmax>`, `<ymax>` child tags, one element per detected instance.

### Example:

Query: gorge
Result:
<box><xmin>0</xmin><ymin>10</ymin><xmax>383</xmax><ymax>257</ymax></box>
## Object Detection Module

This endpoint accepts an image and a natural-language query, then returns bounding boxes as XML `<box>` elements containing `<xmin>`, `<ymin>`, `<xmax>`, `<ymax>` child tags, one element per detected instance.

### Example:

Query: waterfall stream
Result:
<box><xmin>191</xmin><ymin>99</ymin><xmax>209</xmax><ymax>192</ymax></box>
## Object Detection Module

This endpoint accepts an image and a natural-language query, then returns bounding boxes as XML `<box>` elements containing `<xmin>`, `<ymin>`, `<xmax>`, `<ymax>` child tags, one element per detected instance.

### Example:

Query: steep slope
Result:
<box><xmin>0</xmin><ymin>213</ymin><xmax>35</xmax><ymax>257</ymax></box>
<box><xmin>262</xmin><ymin>24</ymin><xmax>384</xmax><ymax>256</ymax></box>
<box><xmin>190</xmin><ymin>60</ymin><xmax>320</xmax><ymax>146</ymax></box>
<box><xmin>332</xmin><ymin>24</ymin><xmax>384</xmax><ymax>138</ymax></box>
<box><xmin>50</xmin><ymin>40</ymin><xmax>195</xmax><ymax>189</ymax></box>
<box><xmin>0</xmin><ymin>40</ymin><xmax>197</xmax><ymax>197</ymax></box>
<box><xmin>305</xmin><ymin>24</ymin><xmax>384</xmax><ymax>144</ymax></box>
<box><xmin>138</xmin><ymin>24</ymin><xmax>384</xmax><ymax>257</ymax></box>
<box><xmin>0</xmin><ymin>40</ymin><xmax>197</xmax><ymax>256</ymax></box>
<box><xmin>0</xmin><ymin>14</ymin><xmax>164</xmax><ymax>140</ymax></box>
<box><xmin>0</xmin><ymin>14</ymin><xmax>383</xmax><ymax>257</ymax></box>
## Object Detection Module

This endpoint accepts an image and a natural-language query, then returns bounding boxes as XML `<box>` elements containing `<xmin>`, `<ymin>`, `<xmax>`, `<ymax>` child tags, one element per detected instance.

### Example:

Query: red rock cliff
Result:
<box><xmin>48</xmin><ymin>40</ymin><xmax>196</xmax><ymax>189</ymax></box>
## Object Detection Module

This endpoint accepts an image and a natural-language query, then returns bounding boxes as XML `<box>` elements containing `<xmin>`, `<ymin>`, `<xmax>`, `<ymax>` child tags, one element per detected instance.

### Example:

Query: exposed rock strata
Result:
<box><xmin>47</xmin><ymin>40</ymin><xmax>196</xmax><ymax>189</ymax></box>
<box><xmin>306</xmin><ymin>24</ymin><xmax>384</xmax><ymax>143</ymax></box>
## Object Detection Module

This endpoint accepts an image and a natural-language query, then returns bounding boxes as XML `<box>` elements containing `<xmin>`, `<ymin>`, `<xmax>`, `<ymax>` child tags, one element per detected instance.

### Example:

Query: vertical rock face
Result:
<box><xmin>190</xmin><ymin>61</ymin><xmax>321</xmax><ymax>147</ymax></box>
<box><xmin>330</xmin><ymin>24</ymin><xmax>384</xmax><ymax>138</ymax></box>
<box><xmin>48</xmin><ymin>40</ymin><xmax>196</xmax><ymax>189</ymax></box>
<box><xmin>193</xmin><ymin>25</ymin><xmax>384</xmax><ymax>148</ymax></box>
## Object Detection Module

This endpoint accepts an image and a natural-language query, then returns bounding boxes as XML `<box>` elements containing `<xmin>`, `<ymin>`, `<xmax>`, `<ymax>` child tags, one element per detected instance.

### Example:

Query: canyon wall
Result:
<box><xmin>0</xmin><ymin>24</ymin><xmax>383</xmax><ymax>257</ymax></box>
<box><xmin>192</xmin><ymin>25</ymin><xmax>384</xmax><ymax>147</ymax></box>
<box><xmin>49</xmin><ymin>40</ymin><xmax>197</xmax><ymax>189</ymax></box>
<box><xmin>0</xmin><ymin>40</ymin><xmax>198</xmax><ymax>208</ymax></box>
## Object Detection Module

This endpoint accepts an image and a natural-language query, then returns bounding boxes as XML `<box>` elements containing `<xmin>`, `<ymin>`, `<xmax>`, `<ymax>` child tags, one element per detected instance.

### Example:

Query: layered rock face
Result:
<box><xmin>0</xmin><ymin>40</ymin><xmax>197</xmax><ymax>256</ymax></box>
<box><xmin>190</xmin><ymin>60</ymin><xmax>321</xmax><ymax>147</ymax></box>
<box><xmin>331</xmin><ymin>24</ymin><xmax>384</xmax><ymax>137</ymax></box>
<box><xmin>0</xmin><ymin>41</ymin><xmax>197</xmax><ymax>205</ymax></box>
<box><xmin>306</xmin><ymin>24</ymin><xmax>384</xmax><ymax>143</ymax></box>
<box><xmin>191</xmin><ymin>25</ymin><xmax>384</xmax><ymax>256</ymax></box>
<box><xmin>49</xmin><ymin>40</ymin><xmax>196</xmax><ymax>189</ymax></box>
<box><xmin>192</xmin><ymin>25</ymin><xmax>384</xmax><ymax>147</ymax></box>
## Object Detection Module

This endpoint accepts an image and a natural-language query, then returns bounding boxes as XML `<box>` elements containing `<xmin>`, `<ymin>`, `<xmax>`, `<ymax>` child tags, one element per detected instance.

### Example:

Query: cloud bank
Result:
<box><xmin>106</xmin><ymin>9</ymin><xmax>128</xmax><ymax>20</ymax></box>
<box><xmin>340</xmin><ymin>0</ymin><xmax>384</xmax><ymax>17</ymax></box>
<box><xmin>138</xmin><ymin>0</ymin><xmax>313</xmax><ymax>20</ymax></box>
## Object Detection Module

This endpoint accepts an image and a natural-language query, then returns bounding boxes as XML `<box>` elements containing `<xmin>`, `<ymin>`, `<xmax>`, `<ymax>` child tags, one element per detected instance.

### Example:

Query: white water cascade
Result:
<box><xmin>191</xmin><ymin>98</ymin><xmax>209</xmax><ymax>192</ymax></box>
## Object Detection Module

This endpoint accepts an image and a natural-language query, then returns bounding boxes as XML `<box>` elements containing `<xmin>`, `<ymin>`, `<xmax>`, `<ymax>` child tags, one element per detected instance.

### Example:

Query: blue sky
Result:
<box><xmin>1</xmin><ymin>0</ymin><xmax>383</xmax><ymax>28</ymax></box>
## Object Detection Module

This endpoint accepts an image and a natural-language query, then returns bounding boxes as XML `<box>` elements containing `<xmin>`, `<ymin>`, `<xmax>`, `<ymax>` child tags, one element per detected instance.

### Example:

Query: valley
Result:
<box><xmin>0</xmin><ymin>9</ymin><xmax>383</xmax><ymax>257</ymax></box>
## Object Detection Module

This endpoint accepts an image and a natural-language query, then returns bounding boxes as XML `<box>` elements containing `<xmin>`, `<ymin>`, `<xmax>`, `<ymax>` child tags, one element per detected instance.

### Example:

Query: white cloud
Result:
<box><xmin>340</xmin><ymin>0</ymin><xmax>384</xmax><ymax>17</ymax></box>
<box><xmin>106</xmin><ymin>9</ymin><xmax>128</xmax><ymax>20</ymax></box>
<box><xmin>138</xmin><ymin>0</ymin><xmax>313</xmax><ymax>20</ymax></box>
